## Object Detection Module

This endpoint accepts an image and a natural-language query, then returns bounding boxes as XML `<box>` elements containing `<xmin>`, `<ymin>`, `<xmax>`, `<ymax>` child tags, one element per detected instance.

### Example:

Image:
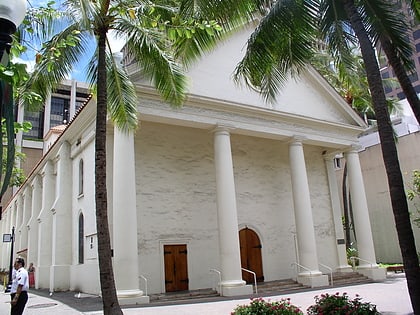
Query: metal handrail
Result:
<box><xmin>291</xmin><ymin>262</ymin><xmax>313</xmax><ymax>277</ymax></box>
<box><xmin>209</xmin><ymin>269</ymin><xmax>222</xmax><ymax>295</ymax></box>
<box><xmin>241</xmin><ymin>268</ymin><xmax>258</xmax><ymax>294</ymax></box>
<box><xmin>349</xmin><ymin>256</ymin><xmax>374</xmax><ymax>270</ymax></box>
<box><xmin>139</xmin><ymin>275</ymin><xmax>148</xmax><ymax>296</ymax></box>
<box><xmin>319</xmin><ymin>263</ymin><xmax>333</xmax><ymax>286</ymax></box>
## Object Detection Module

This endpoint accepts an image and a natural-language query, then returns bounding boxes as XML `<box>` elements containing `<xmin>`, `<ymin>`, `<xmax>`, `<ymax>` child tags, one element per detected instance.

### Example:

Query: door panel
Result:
<box><xmin>164</xmin><ymin>244</ymin><xmax>189</xmax><ymax>292</ymax></box>
<box><xmin>239</xmin><ymin>228</ymin><xmax>264</xmax><ymax>283</ymax></box>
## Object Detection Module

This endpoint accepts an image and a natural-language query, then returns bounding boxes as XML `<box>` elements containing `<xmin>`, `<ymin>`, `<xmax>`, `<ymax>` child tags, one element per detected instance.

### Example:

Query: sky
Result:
<box><xmin>18</xmin><ymin>0</ymin><xmax>126</xmax><ymax>83</ymax></box>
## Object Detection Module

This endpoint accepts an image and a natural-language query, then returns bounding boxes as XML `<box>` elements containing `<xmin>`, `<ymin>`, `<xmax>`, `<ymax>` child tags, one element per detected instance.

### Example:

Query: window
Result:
<box><xmin>23</xmin><ymin>110</ymin><xmax>44</xmax><ymax>140</ymax></box>
<box><xmin>78</xmin><ymin>159</ymin><xmax>84</xmax><ymax>196</ymax></box>
<box><xmin>334</xmin><ymin>158</ymin><xmax>342</xmax><ymax>169</ymax></box>
<box><xmin>78</xmin><ymin>213</ymin><xmax>84</xmax><ymax>264</ymax></box>
<box><xmin>50</xmin><ymin>96</ymin><xmax>70</xmax><ymax>127</ymax></box>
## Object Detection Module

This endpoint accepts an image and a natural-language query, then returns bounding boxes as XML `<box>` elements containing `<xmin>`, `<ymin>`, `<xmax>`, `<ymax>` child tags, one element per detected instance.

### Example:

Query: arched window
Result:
<box><xmin>78</xmin><ymin>213</ymin><xmax>84</xmax><ymax>264</ymax></box>
<box><xmin>78</xmin><ymin>159</ymin><xmax>84</xmax><ymax>196</ymax></box>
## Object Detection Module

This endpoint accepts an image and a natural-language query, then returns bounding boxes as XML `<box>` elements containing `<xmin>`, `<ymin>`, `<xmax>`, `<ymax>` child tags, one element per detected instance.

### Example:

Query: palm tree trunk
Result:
<box><xmin>342</xmin><ymin>163</ymin><xmax>352</xmax><ymax>248</ymax></box>
<box><xmin>380</xmin><ymin>35</ymin><xmax>420</xmax><ymax>124</ymax></box>
<box><xmin>95</xmin><ymin>30</ymin><xmax>123</xmax><ymax>315</ymax></box>
<box><xmin>342</xmin><ymin>1</ymin><xmax>420</xmax><ymax>313</ymax></box>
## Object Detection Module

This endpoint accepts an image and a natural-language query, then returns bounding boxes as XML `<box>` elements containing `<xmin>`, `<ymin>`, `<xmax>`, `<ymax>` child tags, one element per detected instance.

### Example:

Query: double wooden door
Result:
<box><xmin>239</xmin><ymin>228</ymin><xmax>264</xmax><ymax>283</ymax></box>
<box><xmin>164</xmin><ymin>244</ymin><xmax>189</xmax><ymax>292</ymax></box>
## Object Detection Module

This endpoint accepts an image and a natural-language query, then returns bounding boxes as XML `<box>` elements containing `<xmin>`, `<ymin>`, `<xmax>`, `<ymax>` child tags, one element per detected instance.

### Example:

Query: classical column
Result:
<box><xmin>344</xmin><ymin>148</ymin><xmax>378</xmax><ymax>267</ymax></box>
<box><xmin>323</xmin><ymin>154</ymin><xmax>352</xmax><ymax>271</ymax></box>
<box><xmin>37</xmin><ymin>160</ymin><xmax>55</xmax><ymax>288</ymax></box>
<box><xmin>20</xmin><ymin>186</ymin><xmax>32</xmax><ymax>255</ymax></box>
<box><xmin>50</xmin><ymin>141</ymin><xmax>72</xmax><ymax>291</ymax></box>
<box><xmin>213</xmin><ymin>126</ymin><xmax>252</xmax><ymax>296</ymax></box>
<box><xmin>344</xmin><ymin>148</ymin><xmax>386</xmax><ymax>281</ymax></box>
<box><xmin>289</xmin><ymin>138</ymin><xmax>327</xmax><ymax>287</ymax></box>
<box><xmin>112</xmin><ymin>126</ymin><xmax>148</xmax><ymax>304</ymax></box>
<box><xmin>27</xmin><ymin>175</ymin><xmax>42</xmax><ymax>285</ymax></box>
<box><xmin>15</xmin><ymin>196</ymin><xmax>24</xmax><ymax>252</ymax></box>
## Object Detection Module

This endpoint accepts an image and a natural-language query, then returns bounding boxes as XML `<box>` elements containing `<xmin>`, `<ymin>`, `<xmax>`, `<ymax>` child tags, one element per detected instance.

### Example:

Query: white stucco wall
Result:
<box><xmin>134</xmin><ymin>122</ymin><xmax>338</xmax><ymax>294</ymax></box>
<box><xmin>359</xmin><ymin>131</ymin><xmax>420</xmax><ymax>263</ymax></box>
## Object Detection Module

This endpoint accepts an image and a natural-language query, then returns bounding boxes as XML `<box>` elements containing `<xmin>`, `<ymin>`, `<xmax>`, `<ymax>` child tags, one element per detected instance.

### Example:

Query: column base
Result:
<box><xmin>37</xmin><ymin>266</ymin><xmax>50</xmax><ymax>289</ymax></box>
<box><xmin>356</xmin><ymin>266</ymin><xmax>386</xmax><ymax>281</ymax></box>
<box><xmin>50</xmin><ymin>264</ymin><xmax>70</xmax><ymax>292</ymax></box>
<box><xmin>297</xmin><ymin>273</ymin><xmax>329</xmax><ymax>288</ymax></box>
<box><xmin>117</xmin><ymin>289</ymin><xmax>149</xmax><ymax>305</ymax></box>
<box><xmin>335</xmin><ymin>265</ymin><xmax>353</xmax><ymax>273</ymax></box>
<box><xmin>220</xmin><ymin>280</ymin><xmax>253</xmax><ymax>297</ymax></box>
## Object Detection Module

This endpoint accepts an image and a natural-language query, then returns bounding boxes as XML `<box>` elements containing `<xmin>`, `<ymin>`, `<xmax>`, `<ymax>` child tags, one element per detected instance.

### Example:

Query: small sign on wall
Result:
<box><xmin>3</xmin><ymin>234</ymin><xmax>12</xmax><ymax>242</ymax></box>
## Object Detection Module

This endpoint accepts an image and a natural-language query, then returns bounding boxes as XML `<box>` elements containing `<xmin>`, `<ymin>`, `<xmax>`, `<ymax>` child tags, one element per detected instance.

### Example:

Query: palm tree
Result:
<box><xmin>365</xmin><ymin>1</ymin><xmax>420</xmax><ymax>124</ymax></box>
<box><xmin>23</xmin><ymin>1</ymin><xmax>262</xmax><ymax>314</ymax></box>
<box><xmin>234</xmin><ymin>0</ymin><xmax>420</xmax><ymax>313</ymax></box>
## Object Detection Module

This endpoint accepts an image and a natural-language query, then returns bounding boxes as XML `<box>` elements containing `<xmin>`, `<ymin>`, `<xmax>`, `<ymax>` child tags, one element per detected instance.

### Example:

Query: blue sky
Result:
<box><xmin>20</xmin><ymin>0</ymin><xmax>126</xmax><ymax>83</ymax></box>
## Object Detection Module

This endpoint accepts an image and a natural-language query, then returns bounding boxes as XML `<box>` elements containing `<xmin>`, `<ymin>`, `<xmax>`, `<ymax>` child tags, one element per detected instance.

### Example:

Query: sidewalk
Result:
<box><xmin>0</xmin><ymin>273</ymin><xmax>413</xmax><ymax>315</ymax></box>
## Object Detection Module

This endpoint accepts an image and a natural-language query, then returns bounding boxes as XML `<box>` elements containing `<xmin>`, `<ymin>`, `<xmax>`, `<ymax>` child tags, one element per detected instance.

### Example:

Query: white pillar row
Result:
<box><xmin>323</xmin><ymin>154</ymin><xmax>352</xmax><ymax>271</ymax></box>
<box><xmin>16</xmin><ymin>195</ymin><xmax>24</xmax><ymax>253</ymax></box>
<box><xmin>344</xmin><ymin>148</ymin><xmax>378</xmax><ymax>268</ymax></box>
<box><xmin>20</xmin><ymin>187</ymin><xmax>33</xmax><ymax>257</ymax></box>
<box><xmin>112</xmin><ymin>126</ymin><xmax>148</xmax><ymax>304</ymax></box>
<box><xmin>289</xmin><ymin>138</ymin><xmax>328</xmax><ymax>287</ymax></box>
<box><xmin>0</xmin><ymin>209</ymin><xmax>10</xmax><ymax>269</ymax></box>
<box><xmin>50</xmin><ymin>141</ymin><xmax>72</xmax><ymax>292</ymax></box>
<box><xmin>213</xmin><ymin>126</ymin><xmax>252</xmax><ymax>296</ymax></box>
<box><xmin>27</xmin><ymin>176</ymin><xmax>42</xmax><ymax>287</ymax></box>
<box><xmin>37</xmin><ymin>160</ymin><xmax>55</xmax><ymax>289</ymax></box>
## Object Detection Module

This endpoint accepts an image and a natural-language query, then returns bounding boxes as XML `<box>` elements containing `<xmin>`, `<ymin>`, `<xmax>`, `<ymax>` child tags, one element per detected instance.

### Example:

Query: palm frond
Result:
<box><xmin>179</xmin><ymin>0</ymin><xmax>262</xmax><ymax>31</ymax></box>
<box><xmin>361</xmin><ymin>0</ymin><xmax>414</xmax><ymax>71</ymax></box>
<box><xmin>106</xmin><ymin>50</ymin><xmax>138</xmax><ymax>131</ymax></box>
<box><xmin>116</xmin><ymin>18</ymin><xmax>187</xmax><ymax>106</ymax></box>
<box><xmin>25</xmin><ymin>24</ymin><xmax>91</xmax><ymax>102</ymax></box>
<box><xmin>319</xmin><ymin>0</ymin><xmax>358</xmax><ymax>77</ymax></box>
<box><xmin>234</xmin><ymin>0</ymin><xmax>319</xmax><ymax>102</ymax></box>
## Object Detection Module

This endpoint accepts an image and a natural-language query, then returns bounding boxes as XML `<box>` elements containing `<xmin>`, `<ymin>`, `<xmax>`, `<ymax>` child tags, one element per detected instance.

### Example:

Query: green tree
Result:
<box><xmin>407</xmin><ymin>170</ymin><xmax>420</xmax><ymax>228</ymax></box>
<box><xmin>234</xmin><ymin>0</ymin><xmax>420</xmax><ymax>313</ymax></box>
<box><xmin>0</xmin><ymin>32</ymin><xmax>38</xmax><ymax>217</ymax></box>
<box><xmin>23</xmin><ymin>1</ymin><xmax>260</xmax><ymax>314</ymax></box>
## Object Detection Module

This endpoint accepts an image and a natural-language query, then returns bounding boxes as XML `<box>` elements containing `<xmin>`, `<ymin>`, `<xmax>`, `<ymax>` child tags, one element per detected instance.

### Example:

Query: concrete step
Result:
<box><xmin>150</xmin><ymin>288</ymin><xmax>219</xmax><ymax>304</ymax></box>
<box><xmin>255</xmin><ymin>279</ymin><xmax>308</xmax><ymax>295</ymax></box>
<box><xmin>330</xmin><ymin>272</ymin><xmax>373</xmax><ymax>286</ymax></box>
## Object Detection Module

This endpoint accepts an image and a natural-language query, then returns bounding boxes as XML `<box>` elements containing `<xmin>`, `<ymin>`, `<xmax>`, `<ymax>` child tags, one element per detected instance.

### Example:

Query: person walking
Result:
<box><xmin>27</xmin><ymin>263</ymin><xmax>35</xmax><ymax>288</ymax></box>
<box><xmin>10</xmin><ymin>258</ymin><xmax>29</xmax><ymax>315</ymax></box>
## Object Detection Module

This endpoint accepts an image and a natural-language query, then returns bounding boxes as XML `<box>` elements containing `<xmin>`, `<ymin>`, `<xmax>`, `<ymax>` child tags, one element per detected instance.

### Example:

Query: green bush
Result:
<box><xmin>232</xmin><ymin>298</ymin><xmax>304</xmax><ymax>315</ymax></box>
<box><xmin>307</xmin><ymin>292</ymin><xmax>380</xmax><ymax>315</ymax></box>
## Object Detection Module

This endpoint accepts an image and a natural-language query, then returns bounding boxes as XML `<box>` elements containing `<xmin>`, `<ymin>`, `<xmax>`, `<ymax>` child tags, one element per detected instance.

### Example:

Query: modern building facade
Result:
<box><xmin>0</xmin><ymin>27</ymin><xmax>385</xmax><ymax>304</ymax></box>
<box><xmin>379</xmin><ymin>1</ymin><xmax>420</xmax><ymax>100</ymax></box>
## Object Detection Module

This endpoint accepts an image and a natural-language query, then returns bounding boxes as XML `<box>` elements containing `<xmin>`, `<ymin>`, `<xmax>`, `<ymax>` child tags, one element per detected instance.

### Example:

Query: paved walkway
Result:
<box><xmin>0</xmin><ymin>273</ymin><xmax>413</xmax><ymax>315</ymax></box>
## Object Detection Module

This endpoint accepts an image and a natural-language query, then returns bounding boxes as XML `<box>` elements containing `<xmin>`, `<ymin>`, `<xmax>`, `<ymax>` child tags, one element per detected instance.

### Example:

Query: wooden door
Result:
<box><xmin>164</xmin><ymin>244</ymin><xmax>189</xmax><ymax>292</ymax></box>
<box><xmin>239</xmin><ymin>228</ymin><xmax>264</xmax><ymax>283</ymax></box>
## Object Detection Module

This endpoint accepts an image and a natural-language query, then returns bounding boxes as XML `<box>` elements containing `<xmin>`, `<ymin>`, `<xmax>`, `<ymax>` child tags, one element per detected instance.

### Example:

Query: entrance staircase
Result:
<box><xmin>149</xmin><ymin>272</ymin><xmax>374</xmax><ymax>305</ymax></box>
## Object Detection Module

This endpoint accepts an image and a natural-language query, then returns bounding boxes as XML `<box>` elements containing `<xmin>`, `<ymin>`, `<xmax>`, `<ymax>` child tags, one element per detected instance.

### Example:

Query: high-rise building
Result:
<box><xmin>0</xmin><ymin>80</ymin><xmax>90</xmax><ymax>207</ymax></box>
<box><xmin>379</xmin><ymin>2</ymin><xmax>420</xmax><ymax>100</ymax></box>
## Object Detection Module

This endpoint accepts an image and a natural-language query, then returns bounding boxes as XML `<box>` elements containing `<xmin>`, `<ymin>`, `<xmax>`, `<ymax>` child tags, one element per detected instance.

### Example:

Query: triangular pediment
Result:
<box><xmin>185</xmin><ymin>25</ymin><xmax>365</xmax><ymax>128</ymax></box>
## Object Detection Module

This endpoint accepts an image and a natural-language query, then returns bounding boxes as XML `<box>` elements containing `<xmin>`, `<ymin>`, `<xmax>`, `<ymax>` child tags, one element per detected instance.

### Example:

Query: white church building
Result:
<box><xmin>0</xmin><ymin>26</ymin><xmax>385</xmax><ymax>303</ymax></box>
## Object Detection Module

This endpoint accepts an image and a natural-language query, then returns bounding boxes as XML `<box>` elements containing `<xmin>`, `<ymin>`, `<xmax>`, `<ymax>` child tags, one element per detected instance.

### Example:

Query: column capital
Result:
<box><xmin>344</xmin><ymin>144</ymin><xmax>363</xmax><ymax>154</ymax></box>
<box><xmin>212</xmin><ymin>124</ymin><xmax>235</xmax><ymax>135</ymax></box>
<box><xmin>288</xmin><ymin>135</ymin><xmax>307</xmax><ymax>145</ymax></box>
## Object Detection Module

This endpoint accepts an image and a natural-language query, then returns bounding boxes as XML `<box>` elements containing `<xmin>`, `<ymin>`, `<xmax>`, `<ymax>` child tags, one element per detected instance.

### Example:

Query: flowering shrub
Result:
<box><xmin>307</xmin><ymin>292</ymin><xmax>380</xmax><ymax>315</ymax></box>
<box><xmin>232</xmin><ymin>298</ymin><xmax>304</xmax><ymax>315</ymax></box>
